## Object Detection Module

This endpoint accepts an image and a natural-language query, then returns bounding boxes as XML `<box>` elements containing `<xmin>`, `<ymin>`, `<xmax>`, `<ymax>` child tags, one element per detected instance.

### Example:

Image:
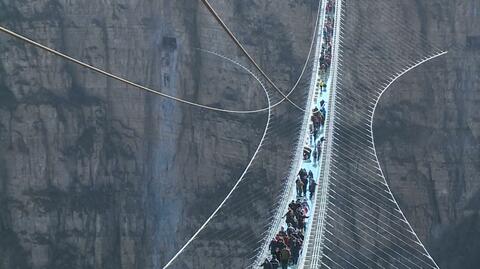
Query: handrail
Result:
<box><xmin>300</xmin><ymin>0</ymin><xmax>343</xmax><ymax>267</ymax></box>
<box><xmin>251</xmin><ymin>0</ymin><xmax>326</xmax><ymax>267</ymax></box>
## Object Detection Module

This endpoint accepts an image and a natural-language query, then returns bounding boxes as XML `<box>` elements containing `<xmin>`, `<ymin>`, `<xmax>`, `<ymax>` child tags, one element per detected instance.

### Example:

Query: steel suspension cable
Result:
<box><xmin>161</xmin><ymin>51</ymin><xmax>272</xmax><ymax>269</ymax></box>
<box><xmin>0</xmin><ymin>25</ymin><xmax>273</xmax><ymax>114</ymax></box>
<box><xmin>0</xmin><ymin>0</ymin><xmax>322</xmax><ymax>114</ymax></box>
<box><xmin>200</xmin><ymin>0</ymin><xmax>306</xmax><ymax>111</ymax></box>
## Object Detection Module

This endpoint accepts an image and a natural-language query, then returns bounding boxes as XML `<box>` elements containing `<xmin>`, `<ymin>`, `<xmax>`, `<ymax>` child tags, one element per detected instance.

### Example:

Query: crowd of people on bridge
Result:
<box><xmin>310</xmin><ymin>102</ymin><xmax>326</xmax><ymax>165</ymax></box>
<box><xmin>261</xmin><ymin>197</ymin><xmax>309</xmax><ymax>269</ymax></box>
<box><xmin>260</xmin><ymin>1</ymin><xmax>336</xmax><ymax>268</ymax></box>
<box><xmin>320</xmin><ymin>1</ymin><xmax>335</xmax><ymax>73</ymax></box>
<box><xmin>310</xmin><ymin>102</ymin><xmax>326</xmax><ymax>142</ymax></box>
<box><xmin>296</xmin><ymin>168</ymin><xmax>317</xmax><ymax>199</ymax></box>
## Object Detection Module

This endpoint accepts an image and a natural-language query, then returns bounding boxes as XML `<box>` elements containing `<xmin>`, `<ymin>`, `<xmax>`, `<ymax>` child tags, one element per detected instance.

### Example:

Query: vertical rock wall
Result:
<box><xmin>0</xmin><ymin>0</ymin><xmax>317</xmax><ymax>268</ymax></box>
<box><xmin>374</xmin><ymin>0</ymin><xmax>480</xmax><ymax>268</ymax></box>
<box><xmin>2</xmin><ymin>0</ymin><xmax>477</xmax><ymax>268</ymax></box>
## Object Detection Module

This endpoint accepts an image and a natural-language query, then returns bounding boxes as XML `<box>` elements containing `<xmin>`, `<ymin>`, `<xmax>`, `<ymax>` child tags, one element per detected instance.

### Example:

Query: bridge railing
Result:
<box><xmin>298</xmin><ymin>0</ymin><xmax>343</xmax><ymax>267</ymax></box>
<box><xmin>251</xmin><ymin>0</ymin><xmax>326</xmax><ymax>267</ymax></box>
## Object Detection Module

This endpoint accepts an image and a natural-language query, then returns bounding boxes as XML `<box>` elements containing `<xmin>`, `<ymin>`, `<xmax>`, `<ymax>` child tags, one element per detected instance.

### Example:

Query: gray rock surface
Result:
<box><xmin>374</xmin><ymin>0</ymin><xmax>480</xmax><ymax>268</ymax></box>
<box><xmin>0</xmin><ymin>0</ymin><xmax>478</xmax><ymax>268</ymax></box>
<box><xmin>0</xmin><ymin>0</ymin><xmax>316</xmax><ymax>268</ymax></box>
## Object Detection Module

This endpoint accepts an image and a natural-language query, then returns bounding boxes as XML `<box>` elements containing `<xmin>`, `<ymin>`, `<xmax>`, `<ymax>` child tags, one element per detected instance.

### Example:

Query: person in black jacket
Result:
<box><xmin>309</xmin><ymin>178</ymin><xmax>317</xmax><ymax>199</ymax></box>
<box><xmin>301</xmin><ymin>175</ymin><xmax>308</xmax><ymax>197</ymax></box>
<box><xmin>296</xmin><ymin>177</ymin><xmax>304</xmax><ymax>197</ymax></box>
<box><xmin>269</xmin><ymin>239</ymin><xmax>278</xmax><ymax>256</ymax></box>
<box><xmin>291</xmin><ymin>239</ymin><xmax>302</xmax><ymax>265</ymax></box>
<box><xmin>270</xmin><ymin>256</ymin><xmax>280</xmax><ymax>269</ymax></box>
<box><xmin>260</xmin><ymin>258</ymin><xmax>272</xmax><ymax>269</ymax></box>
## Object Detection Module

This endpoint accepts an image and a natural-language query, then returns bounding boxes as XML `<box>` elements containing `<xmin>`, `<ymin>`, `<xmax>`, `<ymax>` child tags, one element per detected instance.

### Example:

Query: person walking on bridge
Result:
<box><xmin>260</xmin><ymin>258</ymin><xmax>272</xmax><ymax>269</ymax></box>
<box><xmin>309</xmin><ymin>178</ymin><xmax>317</xmax><ymax>199</ymax></box>
<box><xmin>296</xmin><ymin>176</ymin><xmax>304</xmax><ymax>197</ymax></box>
<box><xmin>284</xmin><ymin>209</ymin><xmax>296</xmax><ymax>228</ymax></box>
<box><xmin>291</xmin><ymin>239</ymin><xmax>301</xmax><ymax>265</ymax></box>
<box><xmin>279</xmin><ymin>247</ymin><xmax>291</xmax><ymax>269</ymax></box>
<box><xmin>270</xmin><ymin>256</ymin><xmax>279</xmax><ymax>269</ymax></box>
<box><xmin>301</xmin><ymin>175</ymin><xmax>308</xmax><ymax>197</ymax></box>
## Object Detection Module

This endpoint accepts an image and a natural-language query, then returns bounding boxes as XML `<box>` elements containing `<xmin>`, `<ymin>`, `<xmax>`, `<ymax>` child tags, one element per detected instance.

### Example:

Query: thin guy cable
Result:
<box><xmin>322</xmin><ymin>243</ymin><xmax>357</xmax><ymax>269</ymax></box>
<box><xmin>331</xmin><ymin>182</ymin><xmax>410</xmax><ymax>232</ymax></box>
<box><xmin>327</xmin><ymin>201</ymin><xmax>434</xmax><ymax>267</ymax></box>
<box><xmin>373</xmin><ymin>0</ymin><xmax>444</xmax><ymax>53</ymax></box>
<box><xmin>333</xmin><ymin>102</ymin><xmax>374</xmax><ymax>126</ymax></box>
<box><xmin>332</xmin><ymin>53</ymin><xmax>448</xmax><ymax>256</ymax></box>
<box><xmin>330</xmin><ymin>131</ymin><xmax>377</xmax><ymax>159</ymax></box>
<box><xmin>323</xmin><ymin>213</ymin><xmax>411</xmax><ymax>268</ymax></box>
<box><xmin>336</xmin><ymin>102</ymin><xmax>376</xmax><ymax>127</ymax></box>
<box><xmin>331</xmin><ymin>140</ymin><xmax>379</xmax><ymax>167</ymax></box>
<box><xmin>329</xmin><ymin>163</ymin><xmax>390</xmax><ymax>194</ymax></box>
<box><xmin>323</xmin><ymin>236</ymin><xmax>370</xmax><ymax>268</ymax></box>
<box><xmin>333</xmin><ymin>97</ymin><xmax>375</xmax><ymax>124</ymax></box>
<box><xmin>334</xmin><ymin>110</ymin><xmax>372</xmax><ymax>130</ymax></box>
<box><xmin>369</xmin><ymin>51</ymin><xmax>448</xmax><ymax>268</ymax></box>
<box><xmin>327</xmin><ymin>187</ymin><xmax>429</xmax><ymax>251</ymax></box>
<box><xmin>330</xmin><ymin>144</ymin><xmax>379</xmax><ymax>171</ymax></box>
<box><xmin>328</xmin><ymin>177</ymin><xmax>406</xmax><ymax>222</ymax></box>
<box><xmin>0</xmin><ymin>0</ymin><xmax>323</xmax><ymax>115</ymax></box>
<box><xmin>329</xmin><ymin>173</ymin><xmax>398</xmax><ymax>216</ymax></box>
<box><xmin>200</xmin><ymin>0</ymin><xmax>305</xmax><ymax>111</ymax></box>
<box><xmin>322</xmin><ymin>254</ymin><xmax>345</xmax><ymax>269</ymax></box>
<box><xmin>331</xmin><ymin>149</ymin><xmax>382</xmax><ymax>176</ymax></box>
<box><xmin>333</xmin><ymin>121</ymin><xmax>375</xmax><ymax>146</ymax></box>
<box><xmin>253</xmin><ymin>0</ymin><xmax>326</xmax><ymax>266</ymax></box>
<box><xmin>0</xmin><ymin>21</ymin><xmax>303</xmax><ymax>267</ymax></box>
<box><xmin>329</xmin><ymin>163</ymin><xmax>385</xmax><ymax>190</ymax></box>
<box><xmin>161</xmin><ymin>51</ymin><xmax>271</xmax><ymax>269</ymax></box>
<box><xmin>302</xmin><ymin>1</ymin><xmax>343</xmax><ymax>266</ymax></box>
<box><xmin>329</xmin><ymin>167</ymin><xmax>393</xmax><ymax>200</ymax></box>
<box><xmin>325</xmin><ymin>209</ymin><xmax>425</xmax><ymax>268</ymax></box>
<box><xmin>334</xmin><ymin>45</ymin><xmax>446</xmax><ymax>228</ymax></box>
<box><xmin>327</xmin><ymin>182</ymin><xmax>400</xmax><ymax>221</ymax></box>
<box><xmin>333</xmin><ymin>126</ymin><xmax>375</xmax><ymax>149</ymax></box>
<box><xmin>342</xmin><ymin>51</ymin><xmax>437</xmax><ymax>94</ymax></box>
<box><xmin>306</xmin><ymin>0</ymin><xmax>440</xmax><ymax>264</ymax></box>
<box><xmin>0</xmin><ymin>25</ymin><xmax>268</xmax><ymax>114</ymax></box>
<box><xmin>336</xmin><ymin>92</ymin><xmax>375</xmax><ymax>112</ymax></box>
<box><xmin>335</xmin><ymin>85</ymin><xmax>381</xmax><ymax>108</ymax></box>
<box><xmin>340</xmin><ymin>42</ymin><xmax>420</xmax><ymax>77</ymax></box>
<box><xmin>322</xmin><ymin>245</ymin><xmax>358</xmax><ymax>269</ymax></box>
<box><xmin>331</xmin><ymin>118</ymin><xmax>373</xmax><ymax>144</ymax></box>
<box><xmin>339</xmin><ymin>4</ymin><xmax>438</xmax><ymax>60</ymax></box>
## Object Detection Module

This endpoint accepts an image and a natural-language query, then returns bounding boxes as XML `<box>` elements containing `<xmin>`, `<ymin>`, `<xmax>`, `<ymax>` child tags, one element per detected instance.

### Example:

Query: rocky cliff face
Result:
<box><xmin>1</xmin><ymin>0</ymin><xmax>478</xmax><ymax>268</ymax></box>
<box><xmin>0</xmin><ymin>0</ymin><xmax>316</xmax><ymax>268</ymax></box>
<box><xmin>373</xmin><ymin>0</ymin><xmax>480</xmax><ymax>268</ymax></box>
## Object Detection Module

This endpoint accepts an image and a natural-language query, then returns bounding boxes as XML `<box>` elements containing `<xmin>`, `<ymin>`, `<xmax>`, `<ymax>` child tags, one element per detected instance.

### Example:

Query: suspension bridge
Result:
<box><xmin>254</xmin><ymin>0</ymin><xmax>447</xmax><ymax>268</ymax></box>
<box><xmin>0</xmin><ymin>0</ymin><xmax>448</xmax><ymax>268</ymax></box>
<box><xmin>296</xmin><ymin>0</ymin><xmax>446</xmax><ymax>268</ymax></box>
